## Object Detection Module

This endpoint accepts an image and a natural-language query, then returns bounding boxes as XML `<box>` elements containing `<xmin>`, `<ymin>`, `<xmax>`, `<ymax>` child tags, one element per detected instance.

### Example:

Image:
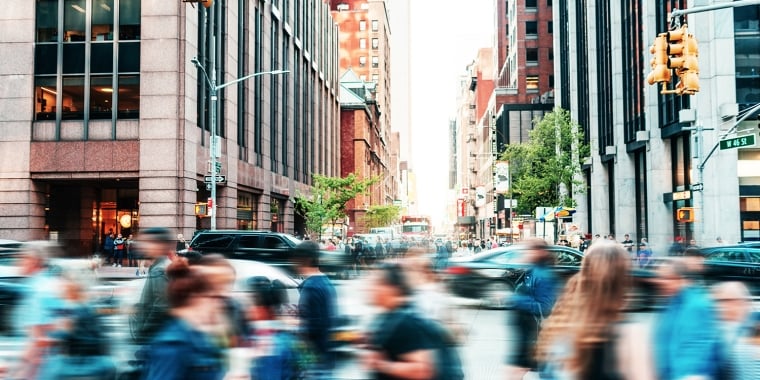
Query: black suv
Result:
<box><xmin>185</xmin><ymin>230</ymin><xmax>352</xmax><ymax>276</ymax></box>
<box><xmin>186</xmin><ymin>230</ymin><xmax>302</xmax><ymax>264</ymax></box>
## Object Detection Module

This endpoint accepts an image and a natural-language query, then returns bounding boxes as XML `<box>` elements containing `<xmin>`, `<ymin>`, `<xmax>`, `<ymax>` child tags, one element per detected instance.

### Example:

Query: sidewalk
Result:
<box><xmin>94</xmin><ymin>264</ymin><xmax>144</xmax><ymax>280</ymax></box>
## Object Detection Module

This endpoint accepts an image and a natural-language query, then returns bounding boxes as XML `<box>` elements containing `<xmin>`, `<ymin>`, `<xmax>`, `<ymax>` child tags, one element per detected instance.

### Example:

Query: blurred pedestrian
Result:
<box><xmin>735</xmin><ymin>317</ymin><xmax>760</xmax><ymax>379</ymax></box>
<box><xmin>637</xmin><ymin>238</ymin><xmax>653</xmax><ymax>268</ymax></box>
<box><xmin>36</xmin><ymin>266</ymin><xmax>116</xmax><ymax>380</ymax></box>
<box><xmin>652</xmin><ymin>259</ymin><xmax>725</xmax><ymax>380</ymax></box>
<box><xmin>248</xmin><ymin>277</ymin><xmax>312</xmax><ymax>380</ymax></box>
<box><xmin>195</xmin><ymin>254</ymin><xmax>251</xmax><ymax>349</ymax></box>
<box><xmin>130</xmin><ymin>226</ymin><xmax>175</xmax><ymax>344</ymax></box>
<box><xmin>668</xmin><ymin>236</ymin><xmax>686</xmax><ymax>256</ymax></box>
<box><xmin>716</xmin><ymin>236</ymin><xmax>727</xmax><ymax>246</ymax></box>
<box><xmin>712</xmin><ymin>281</ymin><xmax>757</xmax><ymax>379</ymax></box>
<box><xmin>405</xmin><ymin>252</ymin><xmax>462</xmax><ymax>344</ymax></box>
<box><xmin>113</xmin><ymin>233</ymin><xmax>125</xmax><ymax>267</ymax></box>
<box><xmin>103</xmin><ymin>231</ymin><xmax>115</xmax><ymax>265</ymax></box>
<box><xmin>536</xmin><ymin>240</ymin><xmax>655</xmax><ymax>379</ymax></box>
<box><xmin>126</xmin><ymin>233</ymin><xmax>136</xmax><ymax>267</ymax></box>
<box><xmin>9</xmin><ymin>241</ymin><xmax>65</xmax><ymax>379</ymax></box>
<box><xmin>361</xmin><ymin>262</ymin><xmax>437</xmax><ymax>379</ymax></box>
<box><xmin>140</xmin><ymin>259</ymin><xmax>225</xmax><ymax>380</ymax></box>
<box><xmin>622</xmin><ymin>234</ymin><xmax>634</xmax><ymax>256</ymax></box>
<box><xmin>176</xmin><ymin>233</ymin><xmax>189</xmax><ymax>253</ymax></box>
<box><xmin>290</xmin><ymin>240</ymin><xmax>338</xmax><ymax>377</ymax></box>
<box><xmin>503</xmin><ymin>238</ymin><xmax>558</xmax><ymax>379</ymax></box>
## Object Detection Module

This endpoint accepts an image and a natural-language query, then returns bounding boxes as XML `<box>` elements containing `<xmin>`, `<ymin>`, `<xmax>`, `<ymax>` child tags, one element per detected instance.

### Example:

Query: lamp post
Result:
<box><xmin>190</xmin><ymin>3</ymin><xmax>288</xmax><ymax>230</ymax></box>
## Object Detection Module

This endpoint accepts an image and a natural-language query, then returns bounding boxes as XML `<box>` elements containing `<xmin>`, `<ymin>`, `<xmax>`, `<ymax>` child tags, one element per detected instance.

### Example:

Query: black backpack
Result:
<box><xmin>418</xmin><ymin>315</ymin><xmax>465</xmax><ymax>380</ymax></box>
<box><xmin>382</xmin><ymin>308</ymin><xmax>464</xmax><ymax>380</ymax></box>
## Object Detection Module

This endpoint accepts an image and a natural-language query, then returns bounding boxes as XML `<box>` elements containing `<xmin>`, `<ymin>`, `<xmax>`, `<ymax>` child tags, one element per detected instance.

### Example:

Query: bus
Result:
<box><xmin>401</xmin><ymin>215</ymin><xmax>432</xmax><ymax>242</ymax></box>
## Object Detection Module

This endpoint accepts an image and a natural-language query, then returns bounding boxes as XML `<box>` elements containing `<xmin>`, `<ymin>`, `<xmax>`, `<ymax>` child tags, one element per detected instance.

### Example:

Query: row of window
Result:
<box><xmin>358</xmin><ymin>56</ymin><xmax>380</xmax><ymax>68</ymax></box>
<box><xmin>34</xmin><ymin>0</ymin><xmax>141</xmax><ymax>121</ymax></box>
<box><xmin>358</xmin><ymin>19</ymin><xmax>380</xmax><ymax>32</ymax></box>
<box><xmin>359</xmin><ymin>38</ymin><xmax>380</xmax><ymax>49</ymax></box>
<box><xmin>524</xmin><ymin>0</ymin><xmax>553</xmax><ymax>8</ymax></box>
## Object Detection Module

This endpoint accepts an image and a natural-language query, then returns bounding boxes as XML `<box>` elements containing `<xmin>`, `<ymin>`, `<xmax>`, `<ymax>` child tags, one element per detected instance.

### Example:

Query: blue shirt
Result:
<box><xmin>298</xmin><ymin>274</ymin><xmax>337</xmax><ymax>364</ymax></box>
<box><xmin>653</xmin><ymin>285</ymin><xmax>725</xmax><ymax>380</ymax></box>
<box><xmin>142</xmin><ymin>317</ymin><xmax>224</xmax><ymax>380</ymax></box>
<box><xmin>12</xmin><ymin>270</ymin><xmax>63</xmax><ymax>338</ymax></box>
<box><xmin>510</xmin><ymin>265</ymin><xmax>558</xmax><ymax>318</ymax></box>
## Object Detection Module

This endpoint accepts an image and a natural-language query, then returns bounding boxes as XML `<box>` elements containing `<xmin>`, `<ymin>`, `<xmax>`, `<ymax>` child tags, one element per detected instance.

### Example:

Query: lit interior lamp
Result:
<box><xmin>119</xmin><ymin>214</ymin><xmax>132</xmax><ymax>228</ymax></box>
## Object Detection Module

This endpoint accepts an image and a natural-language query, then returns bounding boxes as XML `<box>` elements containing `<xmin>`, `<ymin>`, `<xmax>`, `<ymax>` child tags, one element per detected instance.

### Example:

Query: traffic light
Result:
<box><xmin>647</xmin><ymin>33</ymin><xmax>671</xmax><ymax>86</ymax></box>
<box><xmin>676</xmin><ymin>207</ymin><xmax>695</xmax><ymax>223</ymax></box>
<box><xmin>666</xmin><ymin>25</ymin><xmax>700</xmax><ymax>95</ymax></box>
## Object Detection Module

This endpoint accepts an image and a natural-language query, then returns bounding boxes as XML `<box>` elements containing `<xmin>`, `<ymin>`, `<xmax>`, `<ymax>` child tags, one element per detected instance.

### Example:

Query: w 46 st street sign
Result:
<box><xmin>720</xmin><ymin>134</ymin><xmax>756</xmax><ymax>150</ymax></box>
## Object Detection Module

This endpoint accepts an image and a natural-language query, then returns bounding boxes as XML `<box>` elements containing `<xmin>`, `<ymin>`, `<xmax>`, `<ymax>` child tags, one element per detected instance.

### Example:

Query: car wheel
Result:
<box><xmin>481</xmin><ymin>281</ymin><xmax>512</xmax><ymax>310</ymax></box>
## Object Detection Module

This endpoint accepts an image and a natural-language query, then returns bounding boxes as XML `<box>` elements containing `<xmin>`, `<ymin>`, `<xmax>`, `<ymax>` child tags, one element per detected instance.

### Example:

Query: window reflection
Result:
<box><xmin>90</xmin><ymin>76</ymin><xmax>113</xmax><ymax>119</ymax></box>
<box><xmin>36</xmin><ymin>0</ymin><xmax>59</xmax><ymax>42</ymax></box>
<box><xmin>118</xmin><ymin>75</ymin><xmax>139</xmax><ymax>119</ymax></box>
<box><xmin>64</xmin><ymin>0</ymin><xmax>87</xmax><ymax>42</ymax></box>
<box><xmin>92</xmin><ymin>0</ymin><xmax>114</xmax><ymax>41</ymax></box>
<box><xmin>119</xmin><ymin>0</ymin><xmax>141</xmax><ymax>40</ymax></box>
<box><xmin>35</xmin><ymin>77</ymin><xmax>58</xmax><ymax>120</ymax></box>
<box><xmin>63</xmin><ymin>43</ymin><xmax>86</xmax><ymax>74</ymax></box>
<box><xmin>62</xmin><ymin>76</ymin><xmax>85</xmax><ymax>120</ymax></box>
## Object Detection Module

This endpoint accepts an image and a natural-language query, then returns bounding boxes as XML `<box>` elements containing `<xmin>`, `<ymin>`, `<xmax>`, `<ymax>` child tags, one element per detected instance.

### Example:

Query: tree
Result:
<box><xmin>499</xmin><ymin>107</ymin><xmax>589</xmax><ymax>215</ymax></box>
<box><xmin>293</xmin><ymin>173</ymin><xmax>379</xmax><ymax>239</ymax></box>
<box><xmin>364</xmin><ymin>204</ymin><xmax>401</xmax><ymax>229</ymax></box>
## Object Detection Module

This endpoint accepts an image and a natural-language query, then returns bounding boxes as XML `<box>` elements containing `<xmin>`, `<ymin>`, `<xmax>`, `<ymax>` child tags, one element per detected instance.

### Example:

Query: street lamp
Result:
<box><xmin>190</xmin><ymin>4</ymin><xmax>288</xmax><ymax>230</ymax></box>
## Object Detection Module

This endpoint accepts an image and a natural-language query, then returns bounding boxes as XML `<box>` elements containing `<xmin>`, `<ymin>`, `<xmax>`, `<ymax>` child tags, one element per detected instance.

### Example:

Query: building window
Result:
<box><xmin>547</xmin><ymin>0</ymin><xmax>552</xmax><ymax>6</ymax></box>
<box><xmin>548</xmin><ymin>48</ymin><xmax>554</xmax><ymax>60</ymax></box>
<box><xmin>237</xmin><ymin>192</ymin><xmax>258</xmax><ymax>230</ymax></box>
<box><xmin>372</xmin><ymin>56</ymin><xmax>379</xmax><ymax>68</ymax></box>
<box><xmin>359</xmin><ymin>20</ymin><xmax>366</xmax><ymax>31</ymax></box>
<box><xmin>372</xmin><ymin>74</ymin><xmax>379</xmax><ymax>83</ymax></box>
<box><xmin>360</xmin><ymin>38</ymin><xmax>366</xmax><ymax>49</ymax></box>
<box><xmin>526</xmin><ymin>0</ymin><xmax>537</xmax><ymax>8</ymax></box>
<box><xmin>359</xmin><ymin>56</ymin><xmax>366</xmax><ymax>67</ymax></box>
<box><xmin>526</xmin><ymin>21</ymin><xmax>538</xmax><ymax>36</ymax></box>
<box><xmin>371</xmin><ymin>19</ymin><xmax>379</xmax><ymax>31</ymax></box>
<box><xmin>549</xmin><ymin>75</ymin><xmax>554</xmax><ymax>87</ymax></box>
<box><xmin>526</xmin><ymin>48</ymin><xmax>538</xmax><ymax>65</ymax></box>
<box><xmin>548</xmin><ymin>21</ymin><xmax>553</xmax><ymax>34</ymax></box>
<box><xmin>34</xmin><ymin>0</ymin><xmax>141</xmax><ymax>122</ymax></box>
<box><xmin>526</xmin><ymin>75</ymin><xmax>539</xmax><ymax>90</ymax></box>
<box><xmin>360</xmin><ymin>74</ymin><xmax>367</xmax><ymax>81</ymax></box>
<box><xmin>372</xmin><ymin>38</ymin><xmax>379</xmax><ymax>49</ymax></box>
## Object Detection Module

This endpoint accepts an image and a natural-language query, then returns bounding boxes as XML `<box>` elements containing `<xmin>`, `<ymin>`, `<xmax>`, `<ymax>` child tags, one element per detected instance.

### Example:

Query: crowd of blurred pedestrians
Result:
<box><xmin>3</xmin><ymin>225</ymin><xmax>760</xmax><ymax>380</ymax></box>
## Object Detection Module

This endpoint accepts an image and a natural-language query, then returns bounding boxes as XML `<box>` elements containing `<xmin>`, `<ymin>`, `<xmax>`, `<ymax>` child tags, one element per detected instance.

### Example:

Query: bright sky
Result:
<box><xmin>409</xmin><ymin>0</ymin><xmax>494</xmax><ymax>226</ymax></box>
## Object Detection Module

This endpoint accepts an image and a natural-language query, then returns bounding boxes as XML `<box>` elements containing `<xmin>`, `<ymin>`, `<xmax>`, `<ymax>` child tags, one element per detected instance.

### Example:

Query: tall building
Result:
<box><xmin>330</xmin><ymin>0</ymin><xmax>395</xmax><ymax>200</ymax></box>
<box><xmin>338</xmin><ymin>69</ymin><xmax>388</xmax><ymax>233</ymax></box>
<box><xmin>0</xmin><ymin>0</ymin><xmax>340</xmax><ymax>254</ymax></box>
<box><xmin>553</xmin><ymin>0</ymin><xmax>760</xmax><ymax>248</ymax></box>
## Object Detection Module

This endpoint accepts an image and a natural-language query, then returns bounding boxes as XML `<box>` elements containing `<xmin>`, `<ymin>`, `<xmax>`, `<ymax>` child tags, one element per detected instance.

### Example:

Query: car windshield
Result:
<box><xmin>191</xmin><ymin>235</ymin><xmax>234</xmax><ymax>249</ymax></box>
<box><xmin>281</xmin><ymin>233</ymin><xmax>302</xmax><ymax>246</ymax></box>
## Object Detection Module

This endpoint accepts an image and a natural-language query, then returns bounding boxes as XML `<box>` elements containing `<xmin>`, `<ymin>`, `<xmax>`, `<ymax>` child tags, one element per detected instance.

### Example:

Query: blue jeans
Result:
<box><xmin>114</xmin><ymin>249</ymin><xmax>123</xmax><ymax>265</ymax></box>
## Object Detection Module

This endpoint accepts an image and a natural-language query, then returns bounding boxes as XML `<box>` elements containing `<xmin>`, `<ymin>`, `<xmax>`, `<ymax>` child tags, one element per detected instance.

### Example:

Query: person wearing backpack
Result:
<box><xmin>362</xmin><ymin>262</ymin><xmax>463</xmax><ymax>380</ymax></box>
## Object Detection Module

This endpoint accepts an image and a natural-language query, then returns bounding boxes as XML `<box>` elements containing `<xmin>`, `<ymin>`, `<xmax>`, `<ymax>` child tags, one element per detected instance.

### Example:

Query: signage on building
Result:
<box><xmin>457</xmin><ymin>198</ymin><xmax>466</xmax><ymax>217</ymax></box>
<box><xmin>460</xmin><ymin>187</ymin><xmax>469</xmax><ymax>199</ymax></box>
<box><xmin>494</xmin><ymin>161</ymin><xmax>510</xmax><ymax>194</ymax></box>
<box><xmin>475</xmin><ymin>186</ymin><xmax>487</xmax><ymax>207</ymax></box>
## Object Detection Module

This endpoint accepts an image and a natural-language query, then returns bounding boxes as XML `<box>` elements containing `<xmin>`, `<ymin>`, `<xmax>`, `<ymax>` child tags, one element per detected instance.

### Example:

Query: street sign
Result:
<box><xmin>204</xmin><ymin>175</ymin><xmax>226</xmax><ymax>183</ymax></box>
<box><xmin>719</xmin><ymin>134</ymin><xmax>756</xmax><ymax>150</ymax></box>
<box><xmin>690</xmin><ymin>183</ymin><xmax>704</xmax><ymax>192</ymax></box>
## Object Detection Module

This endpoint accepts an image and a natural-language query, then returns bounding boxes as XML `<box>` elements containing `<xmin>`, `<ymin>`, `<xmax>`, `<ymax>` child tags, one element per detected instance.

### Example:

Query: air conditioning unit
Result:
<box><xmin>605</xmin><ymin>145</ymin><xmax>617</xmax><ymax>156</ymax></box>
<box><xmin>636</xmin><ymin>131</ymin><xmax>649</xmax><ymax>142</ymax></box>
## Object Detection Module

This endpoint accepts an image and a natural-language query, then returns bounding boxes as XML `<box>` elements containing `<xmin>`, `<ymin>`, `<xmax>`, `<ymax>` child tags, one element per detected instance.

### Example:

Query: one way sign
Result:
<box><xmin>204</xmin><ymin>175</ymin><xmax>226</xmax><ymax>184</ymax></box>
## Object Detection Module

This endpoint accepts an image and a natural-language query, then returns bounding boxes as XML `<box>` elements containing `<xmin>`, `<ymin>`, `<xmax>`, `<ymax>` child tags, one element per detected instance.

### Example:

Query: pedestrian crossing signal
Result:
<box><xmin>676</xmin><ymin>207</ymin><xmax>694</xmax><ymax>223</ymax></box>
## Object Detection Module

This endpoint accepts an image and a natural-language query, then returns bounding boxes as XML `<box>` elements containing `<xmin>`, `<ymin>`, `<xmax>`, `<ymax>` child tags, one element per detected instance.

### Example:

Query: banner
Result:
<box><xmin>475</xmin><ymin>186</ymin><xmax>487</xmax><ymax>207</ymax></box>
<box><xmin>494</xmin><ymin>161</ymin><xmax>510</xmax><ymax>194</ymax></box>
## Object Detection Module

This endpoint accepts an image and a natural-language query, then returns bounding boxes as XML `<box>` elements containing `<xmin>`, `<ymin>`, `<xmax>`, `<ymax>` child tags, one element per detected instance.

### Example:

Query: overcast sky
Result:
<box><xmin>408</xmin><ymin>0</ymin><xmax>494</xmax><ymax>226</ymax></box>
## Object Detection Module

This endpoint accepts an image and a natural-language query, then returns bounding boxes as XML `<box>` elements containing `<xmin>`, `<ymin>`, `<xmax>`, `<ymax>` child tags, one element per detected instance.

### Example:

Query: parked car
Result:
<box><xmin>695</xmin><ymin>246</ymin><xmax>760</xmax><ymax>294</ymax></box>
<box><xmin>445</xmin><ymin>245</ymin><xmax>657</xmax><ymax>311</ymax></box>
<box><xmin>183</xmin><ymin>230</ymin><xmax>352</xmax><ymax>277</ymax></box>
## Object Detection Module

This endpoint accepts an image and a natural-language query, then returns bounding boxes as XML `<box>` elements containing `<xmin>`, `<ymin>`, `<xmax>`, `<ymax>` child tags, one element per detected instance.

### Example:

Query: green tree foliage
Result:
<box><xmin>364</xmin><ymin>204</ymin><xmax>401</xmax><ymax>229</ymax></box>
<box><xmin>499</xmin><ymin>108</ymin><xmax>589</xmax><ymax>215</ymax></box>
<box><xmin>293</xmin><ymin>173</ymin><xmax>379</xmax><ymax>239</ymax></box>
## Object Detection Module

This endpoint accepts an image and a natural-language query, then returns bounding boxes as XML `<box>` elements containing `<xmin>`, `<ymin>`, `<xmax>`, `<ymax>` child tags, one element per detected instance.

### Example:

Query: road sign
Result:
<box><xmin>720</xmin><ymin>134</ymin><xmax>756</xmax><ymax>150</ymax></box>
<box><xmin>204</xmin><ymin>175</ymin><xmax>226</xmax><ymax>183</ymax></box>
<box><xmin>690</xmin><ymin>183</ymin><xmax>704</xmax><ymax>192</ymax></box>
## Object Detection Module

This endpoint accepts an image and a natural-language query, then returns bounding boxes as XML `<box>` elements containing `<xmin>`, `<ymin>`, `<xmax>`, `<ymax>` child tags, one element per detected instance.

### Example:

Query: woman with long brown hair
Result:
<box><xmin>535</xmin><ymin>240</ymin><xmax>655</xmax><ymax>379</ymax></box>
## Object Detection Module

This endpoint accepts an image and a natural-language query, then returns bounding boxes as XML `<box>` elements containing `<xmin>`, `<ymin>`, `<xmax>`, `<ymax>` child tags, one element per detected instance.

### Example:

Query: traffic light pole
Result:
<box><xmin>669</xmin><ymin>0</ymin><xmax>760</xmax><ymax>26</ymax></box>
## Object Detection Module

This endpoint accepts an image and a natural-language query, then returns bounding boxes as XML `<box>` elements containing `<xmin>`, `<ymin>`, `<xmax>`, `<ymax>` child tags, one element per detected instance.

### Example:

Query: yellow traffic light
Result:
<box><xmin>666</xmin><ymin>26</ymin><xmax>686</xmax><ymax>70</ymax></box>
<box><xmin>679</xmin><ymin>31</ymin><xmax>700</xmax><ymax>95</ymax></box>
<box><xmin>202</xmin><ymin>0</ymin><xmax>213</xmax><ymax>8</ymax></box>
<box><xmin>676</xmin><ymin>207</ymin><xmax>695</xmax><ymax>223</ymax></box>
<box><xmin>646</xmin><ymin>33</ymin><xmax>671</xmax><ymax>85</ymax></box>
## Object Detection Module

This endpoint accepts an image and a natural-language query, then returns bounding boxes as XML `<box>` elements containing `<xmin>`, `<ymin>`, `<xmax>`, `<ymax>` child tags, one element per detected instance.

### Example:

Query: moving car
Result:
<box><xmin>183</xmin><ymin>230</ymin><xmax>352</xmax><ymax>277</ymax></box>
<box><xmin>445</xmin><ymin>245</ymin><xmax>657</xmax><ymax>310</ymax></box>
<box><xmin>698</xmin><ymin>246</ymin><xmax>760</xmax><ymax>294</ymax></box>
<box><xmin>445</xmin><ymin>245</ymin><xmax>583</xmax><ymax>308</ymax></box>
